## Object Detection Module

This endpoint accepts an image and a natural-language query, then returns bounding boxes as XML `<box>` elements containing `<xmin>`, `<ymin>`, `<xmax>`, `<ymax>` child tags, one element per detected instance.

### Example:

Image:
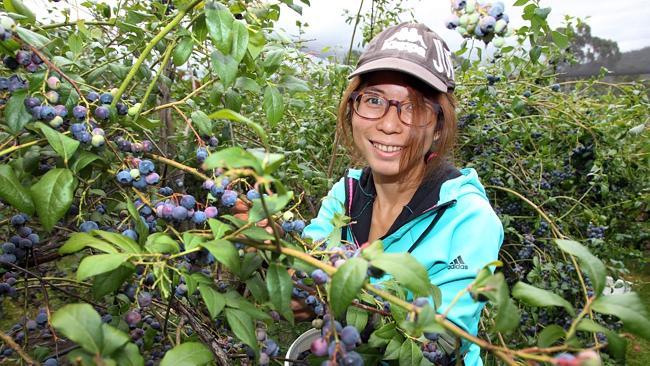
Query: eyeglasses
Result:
<box><xmin>349</xmin><ymin>91</ymin><xmax>441</xmax><ymax>127</ymax></box>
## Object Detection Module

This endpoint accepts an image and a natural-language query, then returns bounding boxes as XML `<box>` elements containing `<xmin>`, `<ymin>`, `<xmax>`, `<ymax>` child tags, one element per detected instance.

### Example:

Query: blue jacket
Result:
<box><xmin>303</xmin><ymin>166</ymin><xmax>504</xmax><ymax>365</ymax></box>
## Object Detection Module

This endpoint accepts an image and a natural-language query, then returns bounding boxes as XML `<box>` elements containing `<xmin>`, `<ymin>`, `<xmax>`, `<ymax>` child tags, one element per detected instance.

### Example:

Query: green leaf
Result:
<box><xmin>205</xmin><ymin>1</ymin><xmax>233</xmax><ymax>54</ymax></box>
<box><xmin>35</xmin><ymin>122</ymin><xmax>80</xmax><ymax>164</ymax></box>
<box><xmin>113</xmin><ymin>342</ymin><xmax>144</xmax><ymax>366</ymax></box>
<box><xmin>537</xmin><ymin>324</ymin><xmax>565</xmax><ymax>347</ymax></box>
<box><xmin>247</xmin><ymin>27</ymin><xmax>265</xmax><ymax>60</ymax></box>
<box><xmin>224</xmin><ymin>291</ymin><xmax>271</xmax><ymax>321</ymax></box>
<box><xmin>59</xmin><ymin>232</ymin><xmax>118</xmax><ymax>254</ymax></box>
<box><xmin>92</xmin><ymin>264</ymin><xmax>135</xmax><ymax>299</ymax></box>
<box><xmin>235</xmin><ymin>77</ymin><xmax>261</xmax><ymax>93</ymax></box>
<box><xmin>513</xmin><ymin>0</ymin><xmax>529</xmax><ymax>5</ymax></box>
<box><xmin>279</xmin><ymin>75</ymin><xmax>310</xmax><ymax>92</ymax></box>
<box><xmin>77</xmin><ymin>254</ymin><xmax>131</xmax><ymax>281</ymax></box>
<box><xmin>266</xmin><ymin>263</ymin><xmax>294</xmax><ymax>324</ymax></box>
<box><xmin>51</xmin><ymin>303</ymin><xmax>103</xmax><ymax>354</ymax></box>
<box><xmin>3</xmin><ymin>88</ymin><xmax>32</xmax><ymax>134</ymax></box>
<box><xmin>183</xmin><ymin>232</ymin><xmax>205</xmax><ymax>251</ymax></box>
<box><xmin>577</xmin><ymin>319</ymin><xmax>626</xmax><ymax>361</ymax></box>
<box><xmin>93</xmin><ymin>230</ymin><xmax>141</xmax><ymax>253</ymax></box>
<box><xmin>529</xmin><ymin>46</ymin><xmax>542</xmax><ymax>63</ymax></box>
<box><xmin>145</xmin><ymin>233</ymin><xmax>180</xmax><ymax>254</ymax></box>
<box><xmin>534</xmin><ymin>7</ymin><xmax>552</xmax><ymax>19</ymax></box>
<box><xmin>346</xmin><ymin>306</ymin><xmax>368</xmax><ymax>332</ymax></box>
<box><xmin>329</xmin><ymin>257</ymin><xmax>368</xmax><ymax>318</ymax></box>
<box><xmin>512</xmin><ymin>282</ymin><xmax>575</xmax><ymax>315</ymax></box>
<box><xmin>361</xmin><ymin>240</ymin><xmax>383</xmax><ymax>261</ymax></box>
<box><xmin>160</xmin><ymin>342</ymin><xmax>214</xmax><ymax>366</ymax></box>
<box><xmin>0</xmin><ymin>164</ymin><xmax>34</xmax><ymax>214</ymax></box>
<box><xmin>555</xmin><ymin>239</ymin><xmax>606</xmax><ymax>296</ymax></box>
<box><xmin>101</xmin><ymin>323</ymin><xmax>129</xmax><ymax>356</ymax></box>
<box><xmin>69</xmin><ymin>151</ymin><xmax>102</xmax><ymax>173</ymax></box>
<box><xmin>371</xmin><ymin>253</ymin><xmax>430</xmax><ymax>297</ymax></box>
<box><xmin>208</xmin><ymin>219</ymin><xmax>232</xmax><ymax>240</ymax></box>
<box><xmin>14</xmin><ymin>26</ymin><xmax>49</xmax><ymax>48</ymax></box>
<box><xmin>201</xmin><ymin>239</ymin><xmax>241</xmax><ymax>275</ymax></box>
<box><xmin>263</xmin><ymin>85</ymin><xmax>284</xmax><ymax>126</ymax></box>
<box><xmin>211</xmin><ymin>50</ymin><xmax>238</xmax><ymax>89</ymax></box>
<box><xmin>190</xmin><ymin>110</ymin><xmax>212</xmax><ymax>136</ymax></box>
<box><xmin>384</xmin><ymin>334</ymin><xmax>404</xmax><ymax>360</ymax></box>
<box><xmin>231</xmin><ymin>20</ymin><xmax>249</xmax><ymax>63</ymax></box>
<box><xmin>199</xmin><ymin>285</ymin><xmax>226</xmax><ymax>319</ymax></box>
<box><xmin>208</xmin><ymin>109</ymin><xmax>268</xmax><ymax>147</ymax></box>
<box><xmin>126</xmin><ymin>196</ymin><xmax>149</xmax><ymax>244</ymax></box>
<box><xmin>30</xmin><ymin>168</ymin><xmax>76</xmax><ymax>232</ymax></box>
<box><xmin>245</xmin><ymin>273</ymin><xmax>269</xmax><ymax>302</ymax></box>
<box><xmin>551</xmin><ymin>30</ymin><xmax>569</xmax><ymax>49</ymax></box>
<box><xmin>173</xmin><ymin>37</ymin><xmax>194</xmax><ymax>66</ymax></box>
<box><xmin>225</xmin><ymin>308</ymin><xmax>258</xmax><ymax>352</ymax></box>
<box><xmin>248</xmin><ymin>191</ymin><xmax>293</xmax><ymax>222</ymax></box>
<box><xmin>398</xmin><ymin>339</ymin><xmax>423</xmax><ymax>366</ymax></box>
<box><xmin>4</xmin><ymin>0</ymin><xmax>36</xmax><ymax>23</ymax></box>
<box><xmin>368</xmin><ymin>323</ymin><xmax>397</xmax><ymax>348</ymax></box>
<box><xmin>203</xmin><ymin>146</ymin><xmax>263</xmax><ymax>174</ymax></box>
<box><xmin>591</xmin><ymin>293</ymin><xmax>650</xmax><ymax>340</ymax></box>
<box><xmin>240</xmin><ymin>252</ymin><xmax>264</xmax><ymax>279</ymax></box>
<box><xmin>494</xmin><ymin>298</ymin><xmax>520</xmax><ymax>332</ymax></box>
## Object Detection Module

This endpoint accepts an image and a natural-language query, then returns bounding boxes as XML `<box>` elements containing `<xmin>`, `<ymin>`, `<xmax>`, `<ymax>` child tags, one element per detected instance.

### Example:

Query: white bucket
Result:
<box><xmin>284</xmin><ymin>328</ymin><xmax>321</xmax><ymax>366</ymax></box>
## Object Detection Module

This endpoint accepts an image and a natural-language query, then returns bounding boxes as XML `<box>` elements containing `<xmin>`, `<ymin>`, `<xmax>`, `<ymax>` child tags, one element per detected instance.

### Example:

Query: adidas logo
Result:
<box><xmin>447</xmin><ymin>255</ymin><xmax>468</xmax><ymax>270</ymax></box>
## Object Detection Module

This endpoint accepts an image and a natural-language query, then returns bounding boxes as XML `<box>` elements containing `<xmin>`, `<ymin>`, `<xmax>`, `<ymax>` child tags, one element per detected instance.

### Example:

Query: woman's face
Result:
<box><xmin>351</xmin><ymin>71</ymin><xmax>437</xmax><ymax>181</ymax></box>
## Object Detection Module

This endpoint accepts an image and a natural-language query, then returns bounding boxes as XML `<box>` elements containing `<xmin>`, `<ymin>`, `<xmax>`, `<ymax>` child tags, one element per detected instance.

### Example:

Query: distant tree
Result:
<box><xmin>560</xmin><ymin>19</ymin><xmax>621</xmax><ymax>67</ymax></box>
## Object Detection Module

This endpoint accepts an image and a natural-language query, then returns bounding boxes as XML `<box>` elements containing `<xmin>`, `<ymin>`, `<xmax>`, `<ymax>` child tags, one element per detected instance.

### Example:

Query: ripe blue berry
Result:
<box><xmin>246</xmin><ymin>189</ymin><xmax>260</xmax><ymax>200</ymax></box>
<box><xmin>116</xmin><ymin>170</ymin><xmax>133</xmax><ymax>184</ymax></box>
<box><xmin>39</xmin><ymin>105</ymin><xmax>56</xmax><ymax>121</ymax></box>
<box><xmin>132</xmin><ymin>177</ymin><xmax>148</xmax><ymax>191</ymax></box>
<box><xmin>125</xmin><ymin>310</ymin><xmax>141</xmax><ymax>327</ymax></box>
<box><xmin>221</xmin><ymin>190</ymin><xmax>237</xmax><ymax>207</ymax></box>
<box><xmin>122</xmin><ymin>229</ymin><xmax>138</xmax><ymax>241</ymax></box>
<box><xmin>99</xmin><ymin>93</ymin><xmax>113</xmax><ymax>104</ymax></box>
<box><xmin>43</xmin><ymin>358</ymin><xmax>58</xmax><ymax>366</ymax></box>
<box><xmin>144</xmin><ymin>172</ymin><xmax>160</xmax><ymax>185</ymax></box>
<box><xmin>311</xmin><ymin>269</ymin><xmax>329</xmax><ymax>285</ymax></box>
<box><xmin>171</xmin><ymin>206</ymin><xmax>188</xmax><ymax>221</ymax></box>
<box><xmin>2</xmin><ymin>242</ymin><xmax>16</xmax><ymax>253</ymax></box>
<box><xmin>192</xmin><ymin>210</ymin><xmax>207</xmax><ymax>224</ymax></box>
<box><xmin>10</xmin><ymin>214</ymin><xmax>26</xmax><ymax>226</ymax></box>
<box><xmin>293</xmin><ymin>219</ymin><xmax>305</xmax><ymax>232</ymax></box>
<box><xmin>180</xmin><ymin>194</ymin><xmax>196</xmax><ymax>209</ymax></box>
<box><xmin>158</xmin><ymin>186</ymin><xmax>173</xmax><ymax>196</ymax></box>
<box><xmin>413</xmin><ymin>297</ymin><xmax>429</xmax><ymax>307</ymax></box>
<box><xmin>281</xmin><ymin>221</ymin><xmax>294</xmax><ymax>232</ymax></box>
<box><xmin>196</xmin><ymin>147</ymin><xmax>208</xmax><ymax>163</ymax></box>
<box><xmin>204</xmin><ymin>206</ymin><xmax>218</xmax><ymax>218</ymax></box>
<box><xmin>87</xmin><ymin>91</ymin><xmax>99</xmax><ymax>102</ymax></box>
<box><xmin>138</xmin><ymin>160</ymin><xmax>155</xmax><ymax>175</ymax></box>
<box><xmin>210</xmin><ymin>185</ymin><xmax>224</xmax><ymax>197</ymax></box>
<box><xmin>79</xmin><ymin>221</ymin><xmax>99</xmax><ymax>232</ymax></box>
<box><xmin>340</xmin><ymin>325</ymin><xmax>360</xmax><ymax>346</ymax></box>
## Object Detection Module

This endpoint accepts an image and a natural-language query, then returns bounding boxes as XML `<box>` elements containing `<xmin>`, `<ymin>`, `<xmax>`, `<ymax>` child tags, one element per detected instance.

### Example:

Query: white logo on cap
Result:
<box><xmin>381</xmin><ymin>27</ymin><xmax>426</xmax><ymax>57</ymax></box>
<box><xmin>431</xmin><ymin>39</ymin><xmax>454</xmax><ymax>80</ymax></box>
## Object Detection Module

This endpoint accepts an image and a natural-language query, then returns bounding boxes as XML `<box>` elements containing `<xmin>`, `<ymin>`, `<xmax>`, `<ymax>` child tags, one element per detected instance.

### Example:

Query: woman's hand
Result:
<box><xmin>291</xmin><ymin>298</ymin><xmax>315</xmax><ymax>322</ymax></box>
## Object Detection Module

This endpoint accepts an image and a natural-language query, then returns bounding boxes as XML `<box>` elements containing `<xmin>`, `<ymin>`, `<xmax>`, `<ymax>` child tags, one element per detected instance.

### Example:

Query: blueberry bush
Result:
<box><xmin>0</xmin><ymin>0</ymin><xmax>648</xmax><ymax>365</ymax></box>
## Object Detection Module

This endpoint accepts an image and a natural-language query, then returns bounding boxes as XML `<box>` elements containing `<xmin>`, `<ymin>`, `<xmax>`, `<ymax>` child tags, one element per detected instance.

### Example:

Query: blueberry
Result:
<box><xmin>293</xmin><ymin>220</ymin><xmax>305</xmax><ymax>232</ymax></box>
<box><xmin>413</xmin><ymin>297</ymin><xmax>429</xmax><ymax>307</ymax></box>
<box><xmin>138</xmin><ymin>159</ymin><xmax>155</xmax><ymax>175</ymax></box>
<box><xmin>122</xmin><ymin>229</ymin><xmax>138</xmax><ymax>241</ymax></box>
<box><xmin>116</xmin><ymin>102</ymin><xmax>128</xmax><ymax>115</ymax></box>
<box><xmin>79</xmin><ymin>221</ymin><xmax>99</xmax><ymax>232</ymax></box>
<box><xmin>77</xmin><ymin>131</ymin><xmax>92</xmax><ymax>143</ymax></box>
<box><xmin>180</xmin><ymin>194</ymin><xmax>196</xmax><ymax>209</ymax></box>
<box><xmin>424</xmin><ymin>331</ymin><xmax>440</xmax><ymax>341</ymax></box>
<box><xmin>246</xmin><ymin>189</ymin><xmax>260</xmax><ymax>200</ymax></box>
<box><xmin>196</xmin><ymin>147</ymin><xmax>208</xmax><ymax>162</ymax></box>
<box><xmin>87</xmin><ymin>91</ymin><xmax>100</xmax><ymax>102</ymax></box>
<box><xmin>27</xmin><ymin>233</ymin><xmax>39</xmax><ymax>245</ymax></box>
<box><xmin>91</xmin><ymin>134</ymin><xmax>105</xmax><ymax>147</ymax></box>
<box><xmin>144</xmin><ymin>172</ymin><xmax>160</xmax><ymax>185</ymax></box>
<box><xmin>99</xmin><ymin>93</ymin><xmax>113</xmax><ymax>104</ymax></box>
<box><xmin>210</xmin><ymin>185</ymin><xmax>224</xmax><ymax>197</ymax></box>
<box><xmin>192</xmin><ymin>210</ymin><xmax>207</xmax><ymax>224</ymax></box>
<box><xmin>0</xmin><ymin>253</ymin><xmax>17</xmax><ymax>264</ymax></box>
<box><xmin>281</xmin><ymin>221</ymin><xmax>294</xmax><ymax>232</ymax></box>
<box><xmin>3</xmin><ymin>56</ymin><xmax>18</xmax><ymax>70</ymax></box>
<box><xmin>310</xmin><ymin>337</ymin><xmax>328</xmax><ymax>357</ymax></box>
<box><xmin>39</xmin><ymin>105</ymin><xmax>56</xmax><ymax>121</ymax></box>
<box><xmin>158</xmin><ymin>186</ymin><xmax>173</xmax><ymax>196</ymax></box>
<box><xmin>18</xmin><ymin>226</ymin><xmax>32</xmax><ymax>237</ymax></box>
<box><xmin>16</xmin><ymin>50</ymin><xmax>31</xmax><ymax>65</ymax></box>
<box><xmin>53</xmin><ymin>104</ymin><xmax>67</xmax><ymax>117</ymax></box>
<box><xmin>138</xmin><ymin>292</ymin><xmax>152</xmax><ymax>307</ymax></box>
<box><xmin>116</xmin><ymin>170</ymin><xmax>133</xmax><ymax>184</ymax></box>
<box><xmin>125</xmin><ymin>310</ymin><xmax>141</xmax><ymax>327</ymax></box>
<box><xmin>70</xmin><ymin>122</ymin><xmax>86</xmax><ymax>134</ymax></box>
<box><xmin>551</xmin><ymin>83</ymin><xmax>561</xmax><ymax>92</ymax></box>
<box><xmin>262</xmin><ymin>339</ymin><xmax>279</xmax><ymax>357</ymax></box>
<box><xmin>523</xmin><ymin>90</ymin><xmax>532</xmax><ymax>98</ymax></box>
<box><xmin>171</xmin><ymin>206</ymin><xmax>188</xmax><ymax>221</ymax></box>
<box><xmin>132</xmin><ymin>178</ymin><xmax>148</xmax><ymax>191</ymax></box>
<box><xmin>43</xmin><ymin>358</ymin><xmax>58</xmax><ymax>366</ymax></box>
<box><xmin>341</xmin><ymin>351</ymin><xmax>363</xmax><ymax>366</ymax></box>
<box><xmin>24</xmin><ymin>96</ymin><xmax>40</xmax><ymax>108</ymax></box>
<box><xmin>10</xmin><ymin>214</ymin><xmax>26</xmax><ymax>226</ymax></box>
<box><xmin>2</xmin><ymin>242</ymin><xmax>16</xmax><ymax>253</ymax></box>
<box><xmin>175</xmin><ymin>283</ymin><xmax>188</xmax><ymax>296</ymax></box>
<box><xmin>311</xmin><ymin>269</ymin><xmax>329</xmax><ymax>285</ymax></box>
<box><xmin>204</xmin><ymin>206</ymin><xmax>218</xmax><ymax>218</ymax></box>
<box><xmin>221</xmin><ymin>190</ymin><xmax>237</xmax><ymax>207</ymax></box>
<box><xmin>340</xmin><ymin>326</ymin><xmax>360</xmax><ymax>346</ymax></box>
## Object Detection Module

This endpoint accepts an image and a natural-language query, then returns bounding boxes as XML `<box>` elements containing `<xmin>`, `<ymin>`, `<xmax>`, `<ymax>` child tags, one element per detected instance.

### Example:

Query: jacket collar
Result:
<box><xmin>348</xmin><ymin>163</ymin><xmax>461</xmax><ymax>245</ymax></box>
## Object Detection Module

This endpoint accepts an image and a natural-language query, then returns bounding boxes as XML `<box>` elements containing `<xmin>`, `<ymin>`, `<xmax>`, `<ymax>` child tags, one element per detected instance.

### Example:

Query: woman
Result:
<box><xmin>299</xmin><ymin>22</ymin><xmax>503</xmax><ymax>365</ymax></box>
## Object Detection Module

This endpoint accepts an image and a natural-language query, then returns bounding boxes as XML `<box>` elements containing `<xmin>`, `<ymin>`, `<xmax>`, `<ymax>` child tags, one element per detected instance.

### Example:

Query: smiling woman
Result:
<box><xmin>300</xmin><ymin>22</ymin><xmax>504</xmax><ymax>366</ymax></box>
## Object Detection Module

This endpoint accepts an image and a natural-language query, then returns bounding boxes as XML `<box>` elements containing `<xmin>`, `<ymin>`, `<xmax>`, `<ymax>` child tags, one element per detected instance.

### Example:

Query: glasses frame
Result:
<box><xmin>349</xmin><ymin>91</ymin><xmax>441</xmax><ymax>127</ymax></box>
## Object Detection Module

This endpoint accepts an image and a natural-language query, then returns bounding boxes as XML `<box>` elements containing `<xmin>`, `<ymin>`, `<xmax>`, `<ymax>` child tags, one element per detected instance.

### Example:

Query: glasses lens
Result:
<box><xmin>355</xmin><ymin>94</ymin><xmax>387</xmax><ymax>119</ymax></box>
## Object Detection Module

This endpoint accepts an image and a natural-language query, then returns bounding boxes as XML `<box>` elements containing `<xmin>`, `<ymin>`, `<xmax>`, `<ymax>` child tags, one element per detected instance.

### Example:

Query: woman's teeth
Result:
<box><xmin>372</xmin><ymin>142</ymin><xmax>403</xmax><ymax>153</ymax></box>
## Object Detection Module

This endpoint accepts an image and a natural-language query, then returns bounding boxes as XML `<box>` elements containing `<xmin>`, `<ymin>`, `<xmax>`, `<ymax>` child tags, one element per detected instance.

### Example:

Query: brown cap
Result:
<box><xmin>349</xmin><ymin>22</ymin><xmax>456</xmax><ymax>93</ymax></box>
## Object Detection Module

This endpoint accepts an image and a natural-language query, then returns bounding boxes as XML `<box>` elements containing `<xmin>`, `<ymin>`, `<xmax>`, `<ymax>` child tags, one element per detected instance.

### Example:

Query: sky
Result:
<box><xmin>275</xmin><ymin>0</ymin><xmax>650</xmax><ymax>56</ymax></box>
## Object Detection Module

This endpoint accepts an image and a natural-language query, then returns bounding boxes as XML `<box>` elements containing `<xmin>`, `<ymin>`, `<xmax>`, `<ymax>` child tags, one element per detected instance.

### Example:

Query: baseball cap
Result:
<box><xmin>349</xmin><ymin>22</ymin><xmax>456</xmax><ymax>93</ymax></box>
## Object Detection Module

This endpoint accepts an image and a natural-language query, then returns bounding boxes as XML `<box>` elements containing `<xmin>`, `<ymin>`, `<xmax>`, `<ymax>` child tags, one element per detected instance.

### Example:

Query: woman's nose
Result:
<box><xmin>376</xmin><ymin>104</ymin><xmax>403</xmax><ymax>134</ymax></box>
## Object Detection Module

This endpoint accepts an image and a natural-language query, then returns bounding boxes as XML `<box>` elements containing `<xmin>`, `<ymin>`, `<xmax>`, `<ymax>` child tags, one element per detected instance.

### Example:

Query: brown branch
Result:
<box><xmin>0</xmin><ymin>330</ymin><xmax>37</xmax><ymax>365</ymax></box>
<box><xmin>172</xmin><ymin>303</ymin><xmax>230</xmax><ymax>366</ymax></box>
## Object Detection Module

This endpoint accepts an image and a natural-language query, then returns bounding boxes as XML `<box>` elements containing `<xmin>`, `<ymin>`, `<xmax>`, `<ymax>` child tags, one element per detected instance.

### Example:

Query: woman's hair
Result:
<box><xmin>336</xmin><ymin>73</ymin><xmax>458</xmax><ymax>185</ymax></box>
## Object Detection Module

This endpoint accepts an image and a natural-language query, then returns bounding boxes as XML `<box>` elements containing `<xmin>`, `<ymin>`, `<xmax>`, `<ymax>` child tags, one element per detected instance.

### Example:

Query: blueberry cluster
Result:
<box><xmin>154</xmin><ymin>192</ymin><xmax>217</xmax><ymax>226</ymax></box>
<box><xmin>195</xmin><ymin>136</ymin><xmax>219</xmax><ymax>163</ymax></box>
<box><xmin>586</xmin><ymin>223</ymin><xmax>606</xmax><ymax>240</ymax></box>
<box><xmin>115</xmin><ymin>158</ymin><xmax>160</xmax><ymax>191</ymax></box>
<box><xmin>309</xmin><ymin>315</ymin><xmax>364</xmax><ymax>366</ymax></box>
<box><xmin>255</xmin><ymin>328</ymin><xmax>281</xmax><ymax>365</ymax></box>
<box><xmin>0</xmin><ymin>214</ymin><xmax>40</xmax><ymax>265</ymax></box>
<box><xmin>115</xmin><ymin>136</ymin><xmax>155</xmax><ymax>155</ymax></box>
<box><xmin>0</xmin><ymin>74</ymin><xmax>28</xmax><ymax>105</ymax></box>
<box><xmin>3</xmin><ymin>48</ymin><xmax>44</xmax><ymax>73</ymax></box>
<box><xmin>0</xmin><ymin>307</ymin><xmax>53</xmax><ymax>363</ymax></box>
<box><xmin>447</xmin><ymin>1</ymin><xmax>510</xmax><ymax>46</ymax></box>
<box><xmin>280</xmin><ymin>218</ymin><xmax>306</xmax><ymax>233</ymax></box>
<box><xmin>291</xmin><ymin>270</ymin><xmax>327</xmax><ymax>316</ymax></box>
<box><xmin>0</xmin><ymin>271</ymin><xmax>18</xmax><ymax>300</ymax></box>
<box><xmin>421</xmin><ymin>340</ymin><xmax>446</xmax><ymax>364</ymax></box>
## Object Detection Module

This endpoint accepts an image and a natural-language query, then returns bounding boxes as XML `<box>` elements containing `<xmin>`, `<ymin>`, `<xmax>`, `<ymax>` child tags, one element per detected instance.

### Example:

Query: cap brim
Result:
<box><xmin>348</xmin><ymin>57</ymin><xmax>448</xmax><ymax>93</ymax></box>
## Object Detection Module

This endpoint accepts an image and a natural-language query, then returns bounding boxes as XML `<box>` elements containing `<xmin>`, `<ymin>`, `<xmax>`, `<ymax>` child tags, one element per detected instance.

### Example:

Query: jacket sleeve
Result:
<box><xmin>301</xmin><ymin>176</ymin><xmax>347</xmax><ymax>243</ymax></box>
<box><xmin>430</xmin><ymin>193</ymin><xmax>504</xmax><ymax>336</ymax></box>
